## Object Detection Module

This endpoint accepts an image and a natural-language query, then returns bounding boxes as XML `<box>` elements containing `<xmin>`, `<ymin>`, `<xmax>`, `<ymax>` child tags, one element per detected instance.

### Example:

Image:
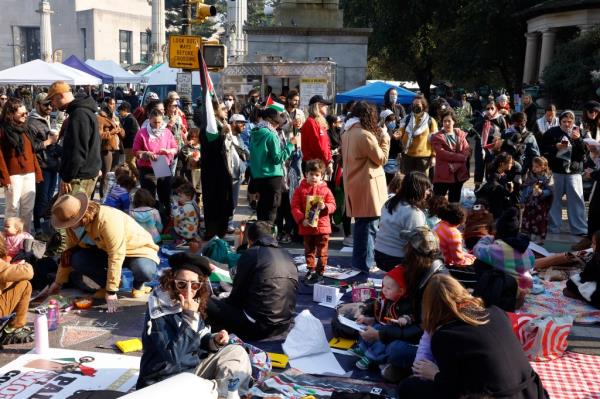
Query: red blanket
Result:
<box><xmin>531</xmin><ymin>351</ymin><xmax>600</xmax><ymax>399</ymax></box>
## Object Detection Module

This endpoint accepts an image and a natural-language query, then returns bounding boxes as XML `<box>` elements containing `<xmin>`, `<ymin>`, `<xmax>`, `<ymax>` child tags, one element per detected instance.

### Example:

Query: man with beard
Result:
<box><xmin>46</xmin><ymin>81</ymin><xmax>101</xmax><ymax>197</ymax></box>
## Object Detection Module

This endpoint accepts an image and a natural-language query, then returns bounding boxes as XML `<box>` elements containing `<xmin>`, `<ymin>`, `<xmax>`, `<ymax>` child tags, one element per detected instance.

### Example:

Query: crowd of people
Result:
<box><xmin>1</xmin><ymin>80</ymin><xmax>600</xmax><ymax>398</ymax></box>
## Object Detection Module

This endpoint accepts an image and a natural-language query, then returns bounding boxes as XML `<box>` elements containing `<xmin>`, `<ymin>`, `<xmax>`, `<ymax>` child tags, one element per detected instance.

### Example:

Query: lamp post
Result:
<box><xmin>37</xmin><ymin>0</ymin><xmax>54</xmax><ymax>62</ymax></box>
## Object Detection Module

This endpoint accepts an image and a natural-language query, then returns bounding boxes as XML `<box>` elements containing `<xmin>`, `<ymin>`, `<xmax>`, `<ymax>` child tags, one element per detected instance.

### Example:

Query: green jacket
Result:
<box><xmin>250</xmin><ymin>126</ymin><xmax>294</xmax><ymax>179</ymax></box>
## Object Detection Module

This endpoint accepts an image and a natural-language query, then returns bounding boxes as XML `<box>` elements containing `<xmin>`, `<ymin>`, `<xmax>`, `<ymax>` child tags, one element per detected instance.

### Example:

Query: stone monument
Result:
<box><xmin>275</xmin><ymin>0</ymin><xmax>343</xmax><ymax>28</ymax></box>
<box><xmin>37</xmin><ymin>0</ymin><xmax>53</xmax><ymax>63</ymax></box>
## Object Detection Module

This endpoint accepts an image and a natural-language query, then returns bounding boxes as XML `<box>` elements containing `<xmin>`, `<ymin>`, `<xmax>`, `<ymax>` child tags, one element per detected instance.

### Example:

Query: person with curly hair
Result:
<box><xmin>137</xmin><ymin>253</ymin><xmax>251</xmax><ymax>395</ymax></box>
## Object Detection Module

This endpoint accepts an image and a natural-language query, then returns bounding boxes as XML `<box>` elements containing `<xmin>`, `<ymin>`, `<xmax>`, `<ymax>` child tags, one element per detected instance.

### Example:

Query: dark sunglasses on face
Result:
<box><xmin>174</xmin><ymin>279</ymin><xmax>203</xmax><ymax>290</ymax></box>
<box><xmin>486</xmin><ymin>107</ymin><xmax>495</xmax><ymax>111</ymax></box>
<box><xmin>0</xmin><ymin>97</ymin><xmax>7</xmax><ymax>101</ymax></box>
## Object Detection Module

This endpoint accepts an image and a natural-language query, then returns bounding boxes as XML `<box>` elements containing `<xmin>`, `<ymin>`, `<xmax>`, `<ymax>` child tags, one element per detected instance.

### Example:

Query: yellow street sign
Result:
<box><xmin>168</xmin><ymin>35</ymin><xmax>202</xmax><ymax>70</ymax></box>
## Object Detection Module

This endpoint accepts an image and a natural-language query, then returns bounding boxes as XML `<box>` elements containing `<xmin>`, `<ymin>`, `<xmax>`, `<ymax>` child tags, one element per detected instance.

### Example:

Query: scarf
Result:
<box><xmin>148</xmin><ymin>287</ymin><xmax>182</xmax><ymax>320</ymax></box>
<box><xmin>148</xmin><ymin>126</ymin><xmax>165</xmax><ymax>141</ymax></box>
<box><xmin>405</xmin><ymin>112</ymin><xmax>430</xmax><ymax>137</ymax></box>
<box><xmin>481</xmin><ymin>119</ymin><xmax>492</xmax><ymax>146</ymax></box>
<box><xmin>342</xmin><ymin>116</ymin><xmax>360</xmax><ymax>133</ymax></box>
<box><xmin>4</xmin><ymin>122</ymin><xmax>26</xmax><ymax>155</ymax></box>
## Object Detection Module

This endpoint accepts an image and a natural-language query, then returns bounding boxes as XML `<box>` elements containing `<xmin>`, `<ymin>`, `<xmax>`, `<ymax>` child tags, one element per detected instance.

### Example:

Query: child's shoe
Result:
<box><xmin>131</xmin><ymin>287</ymin><xmax>149</xmax><ymax>298</ymax></box>
<box><xmin>355</xmin><ymin>356</ymin><xmax>371</xmax><ymax>370</ymax></box>
<box><xmin>305</xmin><ymin>271</ymin><xmax>323</xmax><ymax>285</ymax></box>
<box><xmin>349</xmin><ymin>346</ymin><xmax>365</xmax><ymax>357</ymax></box>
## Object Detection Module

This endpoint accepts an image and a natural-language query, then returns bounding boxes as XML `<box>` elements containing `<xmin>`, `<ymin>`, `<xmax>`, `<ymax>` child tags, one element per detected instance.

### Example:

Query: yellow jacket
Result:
<box><xmin>400</xmin><ymin>115</ymin><xmax>438</xmax><ymax>157</ymax></box>
<box><xmin>0</xmin><ymin>259</ymin><xmax>33</xmax><ymax>295</ymax></box>
<box><xmin>56</xmin><ymin>206</ymin><xmax>159</xmax><ymax>292</ymax></box>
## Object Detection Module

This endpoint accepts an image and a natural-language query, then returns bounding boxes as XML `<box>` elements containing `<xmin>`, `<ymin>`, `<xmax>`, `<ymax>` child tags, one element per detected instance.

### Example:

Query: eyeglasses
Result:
<box><xmin>16</xmin><ymin>112</ymin><xmax>28</xmax><ymax>117</ymax></box>
<box><xmin>0</xmin><ymin>97</ymin><xmax>7</xmax><ymax>101</ymax></box>
<box><xmin>486</xmin><ymin>107</ymin><xmax>495</xmax><ymax>111</ymax></box>
<box><xmin>224</xmin><ymin>98</ymin><xmax>234</xmax><ymax>101</ymax></box>
<box><xmin>174</xmin><ymin>279</ymin><xmax>203</xmax><ymax>290</ymax></box>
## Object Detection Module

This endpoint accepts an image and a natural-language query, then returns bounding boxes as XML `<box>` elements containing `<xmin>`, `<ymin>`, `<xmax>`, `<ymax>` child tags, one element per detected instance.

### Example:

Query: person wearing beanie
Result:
<box><xmin>352</xmin><ymin>265</ymin><xmax>415</xmax><ymax>370</ymax></box>
<box><xmin>473</xmin><ymin>207</ymin><xmax>535</xmax><ymax>293</ymax></box>
<box><xmin>137</xmin><ymin>253</ymin><xmax>252</xmax><ymax>396</ymax></box>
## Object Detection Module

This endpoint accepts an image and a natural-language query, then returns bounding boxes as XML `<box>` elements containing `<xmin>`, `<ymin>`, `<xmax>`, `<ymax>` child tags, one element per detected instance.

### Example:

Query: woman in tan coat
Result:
<box><xmin>342</xmin><ymin>101</ymin><xmax>390</xmax><ymax>273</ymax></box>
<box><xmin>97</xmin><ymin>97</ymin><xmax>124</xmax><ymax>197</ymax></box>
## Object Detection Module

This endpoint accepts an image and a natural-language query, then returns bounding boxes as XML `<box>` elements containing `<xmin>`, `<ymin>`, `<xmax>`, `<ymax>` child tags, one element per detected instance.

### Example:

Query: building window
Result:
<box><xmin>140</xmin><ymin>31</ymin><xmax>150</xmax><ymax>64</ymax></box>
<box><xmin>81</xmin><ymin>28</ymin><xmax>87</xmax><ymax>59</ymax></box>
<box><xmin>119</xmin><ymin>30</ymin><xmax>132</xmax><ymax>66</ymax></box>
<box><xmin>20</xmin><ymin>27</ymin><xmax>40</xmax><ymax>63</ymax></box>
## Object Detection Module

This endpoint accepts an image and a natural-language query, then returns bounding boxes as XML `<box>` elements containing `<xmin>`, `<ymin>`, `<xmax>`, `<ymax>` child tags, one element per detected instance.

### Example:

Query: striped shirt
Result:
<box><xmin>434</xmin><ymin>221</ymin><xmax>476</xmax><ymax>267</ymax></box>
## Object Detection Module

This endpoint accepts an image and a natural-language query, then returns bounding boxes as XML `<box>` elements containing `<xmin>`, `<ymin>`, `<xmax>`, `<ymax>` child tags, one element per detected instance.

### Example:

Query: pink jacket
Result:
<box><xmin>291</xmin><ymin>179</ymin><xmax>336</xmax><ymax>235</ymax></box>
<box><xmin>132</xmin><ymin>127</ymin><xmax>178</xmax><ymax>168</ymax></box>
<box><xmin>431</xmin><ymin>129</ymin><xmax>470</xmax><ymax>184</ymax></box>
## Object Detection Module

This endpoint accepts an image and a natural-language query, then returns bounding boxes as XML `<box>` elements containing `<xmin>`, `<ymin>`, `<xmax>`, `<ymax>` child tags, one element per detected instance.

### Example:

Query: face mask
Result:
<box><xmin>390</xmin><ymin>95</ymin><xmax>398</xmax><ymax>103</ymax></box>
<box><xmin>224</xmin><ymin>100</ymin><xmax>233</xmax><ymax>110</ymax></box>
<box><xmin>386</xmin><ymin>122</ymin><xmax>396</xmax><ymax>131</ymax></box>
<box><xmin>250</xmin><ymin>97</ymin><xmax>258</xmax><ymax>105</ymax></box>
<box><xmin>412</xmin><ymin>105</ymin><xmax>422</xmax><ymax>114</ymax></box>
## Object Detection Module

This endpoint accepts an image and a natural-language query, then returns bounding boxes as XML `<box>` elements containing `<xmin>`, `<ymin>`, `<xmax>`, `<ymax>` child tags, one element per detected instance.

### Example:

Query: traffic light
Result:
<box><xmin>203</xmin><ymin>44</ymin><xmax>227</xmax><ymax>70</ymax></box>
<box><xmin>189</xmin><ymin>0</ymin><xmax>217</xmax><ymax>24</ymax></box>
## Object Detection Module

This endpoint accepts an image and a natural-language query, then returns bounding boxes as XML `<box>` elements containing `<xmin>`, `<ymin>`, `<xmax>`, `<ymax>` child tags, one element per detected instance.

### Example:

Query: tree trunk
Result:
<box><xmin>414</xmin><ymin>66</ymin><xmax>433</xmax><ymax>99</ymax></box>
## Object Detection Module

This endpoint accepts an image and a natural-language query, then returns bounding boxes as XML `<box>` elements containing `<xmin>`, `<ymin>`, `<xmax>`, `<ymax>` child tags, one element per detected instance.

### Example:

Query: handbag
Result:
<box><xmin>507</xmin><ymin>313</ymin><xmax>573</xmax><ymax>361</ymax></box>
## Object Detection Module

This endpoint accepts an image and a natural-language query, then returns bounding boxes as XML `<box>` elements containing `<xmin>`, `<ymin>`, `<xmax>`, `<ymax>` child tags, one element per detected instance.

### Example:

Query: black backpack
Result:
<box><xmin>473</xmin><ymin>259</ymin><xmax>518</xmax><ymax>312</ymax></box>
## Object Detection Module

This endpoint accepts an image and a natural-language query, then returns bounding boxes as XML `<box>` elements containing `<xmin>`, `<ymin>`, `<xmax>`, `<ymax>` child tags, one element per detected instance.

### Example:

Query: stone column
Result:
<box><xmin>37</xmin><ymin>0</ymin><xmax>53</xmax><ymax>63</ymax></box>
<box><xmin>226</xmin><ymin>0</ymin><xmax>248</xmax><ymax>58</ymax></box>
<box><xmin>538</xmin><ymin>28</ymin><xmax>557</xmax><ymax>81</ymax></box>
<box><xmin>522</xmin><ymin>32</ymin><xmax>539</xmax><ymax>85</ymax></box>
<box><xmin>151</xmin><ymin>0</ymin><xmax>165</xmax><ymax>64</ymax></box>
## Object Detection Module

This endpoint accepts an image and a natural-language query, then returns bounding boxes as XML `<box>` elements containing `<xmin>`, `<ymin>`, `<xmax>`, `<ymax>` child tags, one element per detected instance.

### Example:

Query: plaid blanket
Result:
<box><xmin>531</xmin><ymin>351</ymin><xmax>600</xmax><ymax>399</ymax></box>
<box><xmin>519</xmin><ymin>280</ymin><xmax>600</xmax><ymax>324</ymax></box>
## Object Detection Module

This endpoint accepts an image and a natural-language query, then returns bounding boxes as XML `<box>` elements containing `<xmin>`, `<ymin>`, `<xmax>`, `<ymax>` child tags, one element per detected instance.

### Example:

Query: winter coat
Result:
<box><xmin>541</xmin><ymin>126</ymin><xmax>587</xmax><ymax>174</ymax></box>
<box><xmin>431</xmin><ymin>129</ymin><xmax>470</xmax><ymax>184</ymax></box>
<box><xmin>249</xmin><ymin>125</ymin><xmax>294</xmax><ymax>179</ymax></box>
<box><xmin>130</xmin><ymin>207</ymin><xmax>163</xmax><ymax>244</ymax></box>
<box><xmin>103</xmin><ymin>184</ymin><xmax>130</xmax><ymax>212</ymax></box>
<box><xmin>59</xmin><ymin>95</ymin><xmax>102</xmax><ymax>182</ymax></box>
<box><xmin>363</xmin><ymin>294</ymin><xmax>414</xmax><ymax>344</ymax></box>
<box><xmin>27</xmin><ymin>111</ymin><xmax>62</xmax><ymax>172</ymax></box>
<box><xmin>500</xmin><ymin>127</ymin><xmax>540</xmax><ymax>175</ymax></box>
<box><xmin>341</xmin><ymin>122</ymin><xmax>390</xmax><ymax>217</ymax></box>
<box><xmin>290</xmin><ymin>179</ymin><xmax>336</xmax><ymax>235</ymax></box>
<box><xmin>0</xmin><ymin>126</ymin><xmax>43</xmax><ymax>182</ymax></box>
<box><xmin>132</xmin><ymin>127</ymin><xmax>178</xmax><ymax>168</ymax></box>
<box><xmin>137</xmin><ymin>289</ymin><xmax>217</xmax><ymax>389</ymax></box>
<box><xmin>120</xmin><ymin>113</ymin><xmax>140</xmax><ymax>149</ymax></box>
<box><xmin>97</xmin><ymin>111</ymin><xmax>125</xmax><ymax>151</ymax></box>
<box><xmin>428</xmin><ymin>306</ymin><xmax>547</xmax><ymax>399</ymax></box>
<box><xmin>225</xmin><ymin>236</ymin><xmax>298</xmax><ymax>330</ymax></box>
<box><xmin>300</xmin><ymin>117</ymin><xmax>332</xmax><ymax>163</ymax></box>
<box><xmin>399</xmin><ymin>113</ymin><xmax>438</xmax><ymax>158</ymax></box>
<box><xmin>474</xmin><ymin>235</ymin><xmax>535</xmax><ymax>289</ymax></box>
<box><xmin>172</xmin><ymin>200</ymin><xmax>200</xmax><ymax>240</ymax></box>
<box><xmin>0</xmin><ymin>258</ymin><xmax>33</xmax><ymax>296</ymax></box>
<box><xmin>55</xmin><ymin>205</ymin><xmax>159</xmax><ymax>292</ymax></box>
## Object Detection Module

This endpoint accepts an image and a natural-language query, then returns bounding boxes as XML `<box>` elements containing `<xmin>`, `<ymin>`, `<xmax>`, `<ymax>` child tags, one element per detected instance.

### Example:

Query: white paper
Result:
<box><xmin>151</xmin><ymin>155</ymin><xmax>172</xmax><ymax>178</ymax></box>
<box><xmin>282</xmin><ymin>310</ymin><xmax>346</xmax><ymax>376</ymax></box>
<box><xmin>318</xmin><ymin>292</ymin><xmax>343</xmax><ymax>308</ymax></box>
<box><xmin>340</xmin><ymin>246</ymin><xmax>353</xmax><ymax>253</ymax></box>
<box><xmin>323</xmin><ymin>266</ymin><xmax>361</xmax><ymax>280</ymax></box>
<box><xmin>528</xmin><ymin>242</ymin><xmax>553</xmax><ymax>257</ymax></box>
<box><xmin>584</xmin><ymin>138</ymin><xmax>600</xmax><ymax>148</ymax></box>
<box><xmin>338</xmin><ymin>315</ymin><xmax>367</xmax><ymax>332</ymax></box>
<box><xmin>368</xmin><ymin>278</ymin><xmax>383</xmax><ymax>288</ymax></box>
<box><xmin>313</xmin><ymin>283</ymin><xmax>341</xmax><ymax>306</ymax></box>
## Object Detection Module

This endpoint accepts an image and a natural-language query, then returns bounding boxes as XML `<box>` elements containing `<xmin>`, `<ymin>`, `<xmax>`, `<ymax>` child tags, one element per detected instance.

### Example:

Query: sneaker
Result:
<box><xmin>349</xmin><ymin>346</ymin><xmax>365</xmax><ymax>357</ymax></box>
<box><xmin>381</xmin><ymin>363</ymin><xmax>410</xmax><ymax>383</ymax></box>
<box><xmin>306</xmin><ymin>271</ymin><xmax>323</xmax><ymax>285</ymax></box>
<box><xmin>342</xmin><ymin>236</ymin><xmax>354</xmax><ymax>247</ymax></box>
<box><xmin>227</xmin><ymin>224</ymin><xmax>236</xmax><ymax>234</ymax></box>
<box><xmin>355</xmin><ymin>356</ymin><xmax>371</xmax><ymax>370</ymax></box>
<box><xmin>280</xmin><ymin>234</ymin><xmax>292</xmax><ymax>244</ymax></box>
<box><xmin>571</xmin><ymin>237</ymin><xmax>591</xmax><ymax>251</ymax></box>
<box><xmin>131</xmin><ymin>288</ymin><xmax>149</xmax><ymax>298</ymax></box>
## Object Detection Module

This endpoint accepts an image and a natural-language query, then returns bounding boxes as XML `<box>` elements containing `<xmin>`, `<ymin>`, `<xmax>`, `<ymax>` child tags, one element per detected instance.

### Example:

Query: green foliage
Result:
<box><xmin>165</xmin><ymin>0</ymin><xmax>226</xmax><ymax>38</ymax></box>
<box><xmin>454</xmin><ymin>106</ymin><xmax>473</xmax><ymax>132</ymax></box>
<box><xmin>542</xmin><ymin>28</ymin><xmax>600</xmax><ymax>108</ymax></box>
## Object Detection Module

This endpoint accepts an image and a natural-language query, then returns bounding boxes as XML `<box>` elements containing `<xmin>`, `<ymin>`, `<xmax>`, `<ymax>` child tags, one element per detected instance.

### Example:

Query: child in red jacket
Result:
<box><xmin>291</xmin><ymin>159</ymin><xmax>336</xmax><ymax>284</ymax></box>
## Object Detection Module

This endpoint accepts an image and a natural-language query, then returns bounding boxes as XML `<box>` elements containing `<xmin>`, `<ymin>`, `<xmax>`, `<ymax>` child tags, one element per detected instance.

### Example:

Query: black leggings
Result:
<box><xmin>433</xmin><ymin>181</ymin><xmax>464</xmax><ymax>203</ymax></box>
<box><xmin>275</xmin><ymin>191</ymin><xmax>296</xmax><ymax>236</ymax></box>
<box><xmin>253</xmin><ymin>176</ymin><xmax>283</xmax><ymax>223</ymax></box>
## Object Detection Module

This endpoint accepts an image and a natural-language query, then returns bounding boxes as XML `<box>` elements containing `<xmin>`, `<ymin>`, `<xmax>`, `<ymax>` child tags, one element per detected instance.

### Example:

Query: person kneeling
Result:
<box><xmin>137</xmin><ymin>253</ymin><xmax>251</xmax><ymax>396</ymax></box>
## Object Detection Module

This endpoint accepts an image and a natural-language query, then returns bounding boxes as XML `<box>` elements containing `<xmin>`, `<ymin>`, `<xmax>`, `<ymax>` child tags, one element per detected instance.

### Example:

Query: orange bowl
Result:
<box><xmin>73</xmin><ymin>298</ymin><xmax>93</xmax><ymax>309</ymax></box>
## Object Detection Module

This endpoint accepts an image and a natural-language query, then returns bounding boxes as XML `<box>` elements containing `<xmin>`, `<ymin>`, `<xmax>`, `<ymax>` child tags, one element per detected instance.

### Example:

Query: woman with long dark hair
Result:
<box><xmin>374</xmin><ymin>171</ymin><xmax>431</xmax><ymax>272</ymax></box>
<box><xmin>341</xmin><ymin>101</ymin><xmax>390</xmax><ymax>272</ymax></box>
<box><xmin>0</xmin><ymin>98</ymin><xmax>42</xmax><ymax>232</ymax></box>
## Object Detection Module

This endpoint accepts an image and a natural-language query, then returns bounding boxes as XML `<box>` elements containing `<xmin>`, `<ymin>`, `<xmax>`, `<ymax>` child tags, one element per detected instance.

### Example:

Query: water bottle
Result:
<box><xmin>34</xmin><ymin>310</ymin><xmax>49</xmax><ymax>355</ymax></box>
<box><xmin>226</xmin><ymin>378</ymin><xmax>240</xmax><ymax>399</ymax></box>
<box><xmin>47</xmin><ymin>300</ymin><xmax>60</xmax><ymax>331</ymax></box>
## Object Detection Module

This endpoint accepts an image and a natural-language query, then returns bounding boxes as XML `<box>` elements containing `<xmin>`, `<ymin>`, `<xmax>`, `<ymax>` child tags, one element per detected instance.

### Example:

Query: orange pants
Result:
<box><xmin>304</xmin><ymin>234</ymin><xmax>329</xmax><ymax>272</ymax></box>
<box><xmin>0</xmin><ymin>280</ymin><xmax>32</xmax><ymax>328</ymax></box>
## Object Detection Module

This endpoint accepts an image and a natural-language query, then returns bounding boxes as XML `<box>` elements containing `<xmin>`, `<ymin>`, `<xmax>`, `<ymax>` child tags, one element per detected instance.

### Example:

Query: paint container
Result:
<box><xmin>34</xmin><ymin>310</ymin><xmax>49</xmax><ymax>355</ymax></box>
<box><xmin>47</xmin><ymin>299</ymin><xmax>60</xmax><ymax>331</ymax></box>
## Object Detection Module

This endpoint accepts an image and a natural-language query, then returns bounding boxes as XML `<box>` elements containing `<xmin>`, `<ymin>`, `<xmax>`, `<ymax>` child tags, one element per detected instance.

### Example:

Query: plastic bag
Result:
<box><xmin>507</xmin><ymin>313</ymin><xmax>573</xmax><ymax>362</ymax></box>
<box><xmin>460</xmin><ymin>187</ymin><xmax>476</xmax><ymax>209</ymax></box>
<box><xmin>202</xmin><ymin>236</ymin><xmax>241</xmax><ymax>271</ymax></box>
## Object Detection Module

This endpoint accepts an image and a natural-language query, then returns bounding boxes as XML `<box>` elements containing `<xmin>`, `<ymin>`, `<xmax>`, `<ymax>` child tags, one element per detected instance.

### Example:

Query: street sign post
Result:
<box><xmin>168</xmin><ymin>35</ymin><xmax>202</xmax><ymax>70</ymax></box>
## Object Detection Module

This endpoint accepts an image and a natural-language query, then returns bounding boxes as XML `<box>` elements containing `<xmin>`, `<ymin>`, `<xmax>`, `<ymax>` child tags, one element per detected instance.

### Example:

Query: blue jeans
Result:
<box><xmin>358</xmin><ymin>324</ymin><xmax>388</xmax><ymax>364</ymax></box>
<box><xmin>71</xmin><ymin>247</ymin><xmax>157</xmax><ymax>290</ymax></box>
<box><xmin>549</xmin><ymin>173</ymin><xmax>587</xmax><ymax>235</ymax></box>
<box><xmin>352</xmin><ymin>217</ymin><xmax>378</xmax><ymax>272</ymax></box>
<box><xmin>387</xmin><ymin>339</ymin><xmax>418</xmax><ymax>369</ymax></box>
<box><xmin>33</xmin><ymin>169</ymin><xmax>58</xmax><ymax>230</ymax></box>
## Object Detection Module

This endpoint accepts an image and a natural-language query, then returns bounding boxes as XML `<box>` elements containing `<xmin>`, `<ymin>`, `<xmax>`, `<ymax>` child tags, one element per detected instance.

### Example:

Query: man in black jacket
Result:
<box><xmin>47</xmin><ymin>81</ymin><xmax>101</xmax><ymax>197</ymax></box>
<box><xmin>207</xmin><ymin>221</ymin><xmax>299</xmax><ymax>340</ymax></box>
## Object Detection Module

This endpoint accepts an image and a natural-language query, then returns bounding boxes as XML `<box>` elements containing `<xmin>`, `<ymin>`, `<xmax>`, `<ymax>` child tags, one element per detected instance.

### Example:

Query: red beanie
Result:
<box><xmin>385</xmin><ymin>266</ymin><xmax>407</xmax><ymax>291</ymax></box>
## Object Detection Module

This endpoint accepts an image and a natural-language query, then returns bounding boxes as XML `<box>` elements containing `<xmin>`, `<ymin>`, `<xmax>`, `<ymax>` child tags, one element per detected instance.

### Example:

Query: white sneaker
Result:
<box><xmin>342</xmin><ymin>236</ymin><xmax>354</xmax><ymax>247</ymax></box>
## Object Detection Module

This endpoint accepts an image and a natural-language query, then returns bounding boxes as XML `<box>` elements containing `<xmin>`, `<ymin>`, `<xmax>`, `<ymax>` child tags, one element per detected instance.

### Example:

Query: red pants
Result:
<box><xmin>304</xmin><ymin>234</ymin><xmax>329</xmax><ymax>272</ymax></box>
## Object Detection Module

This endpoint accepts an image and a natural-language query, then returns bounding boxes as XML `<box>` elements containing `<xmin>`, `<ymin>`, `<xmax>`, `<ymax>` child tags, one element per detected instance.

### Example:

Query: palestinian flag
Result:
<box><xmin>197</xmin><ymin>48</ymin><xmax>219</xmax><ymax>142</ymax></box>
<box><xmin>266</xmin><ymin>95</ymin><xmax>285</xmax><ymax>113</ymax></box>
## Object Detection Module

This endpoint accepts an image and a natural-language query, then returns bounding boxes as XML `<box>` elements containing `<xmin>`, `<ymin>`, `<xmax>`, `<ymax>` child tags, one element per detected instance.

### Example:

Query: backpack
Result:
<box><xmin>473</xmin><ymin>259</ymin><xmax>518</xmax><ymax>312</ymax></box>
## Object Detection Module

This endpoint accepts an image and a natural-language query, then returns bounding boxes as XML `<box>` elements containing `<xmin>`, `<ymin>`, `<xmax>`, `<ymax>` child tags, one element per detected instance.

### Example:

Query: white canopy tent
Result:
<box><xmin>0</xmin><ymin>59</ymin><xmax>102</xmax><ymax>85</ymax></box>
<box><xmin>140</xmin><ymin>63</ymin><xmax>200</xmax><ymax>85</ymax></box>
<box><xmin>85</xmin><ymin>60</ymin><xmax>142</xmax><ymax>84</ymax></box>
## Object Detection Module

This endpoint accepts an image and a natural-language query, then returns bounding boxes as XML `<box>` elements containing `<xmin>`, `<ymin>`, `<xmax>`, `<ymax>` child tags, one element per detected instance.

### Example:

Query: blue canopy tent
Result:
<box><xmin>336</xmin><ymin>81</ymin><xmax>417</xmax><ymax>105</ymax></box>
<box><xmin>63</xmin><ymin>55</ymin><xmax>113</xmax><ymax>84</ymax></box>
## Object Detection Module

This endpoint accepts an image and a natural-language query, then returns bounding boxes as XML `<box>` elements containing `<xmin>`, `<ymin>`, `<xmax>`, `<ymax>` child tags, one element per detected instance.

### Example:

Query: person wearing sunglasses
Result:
<box><xmin>137</xmin><ymin>252</ymin><xmax>251</xmax><ymax>396</ymax></box>
<box><xmin>28</xmin><ymin>92</ymin><xmax>61</xmax><ymax>234</ymax></box>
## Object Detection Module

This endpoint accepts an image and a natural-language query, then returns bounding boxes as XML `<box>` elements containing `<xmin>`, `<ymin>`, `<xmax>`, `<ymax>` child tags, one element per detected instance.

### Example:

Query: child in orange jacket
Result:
<box><xmin>291</xmin><ymin>159</ymin><xmax>336</xmax><ymax>284</ymax></box>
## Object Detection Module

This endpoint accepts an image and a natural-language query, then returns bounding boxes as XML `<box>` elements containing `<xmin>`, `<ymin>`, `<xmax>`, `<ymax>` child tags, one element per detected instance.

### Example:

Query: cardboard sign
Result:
<box><xmin>168</xmin><ymin>35</ymin><xmax>202</xmax><ymax>70</ymax></box>
<box><xmin>176</xmin><ymin>72</ymin><xmax>193</xmax><ymax>98</ymax></box>
<box><xmin>0</xmin><ymin>348</ymin><xmax>140</xmax><ymax>398</ymax></box>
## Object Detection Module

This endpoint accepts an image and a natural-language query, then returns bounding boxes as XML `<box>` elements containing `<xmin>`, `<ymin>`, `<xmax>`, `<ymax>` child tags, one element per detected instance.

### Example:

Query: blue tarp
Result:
<box><xmin>336</xmin><ymin>81</ymin><xmax>417</xmax><ymax>105</ymax></box>
<box><xmin>63</xmin><ymin>55</ymin><xmax>113</xmax><ymax>84</ymax></box>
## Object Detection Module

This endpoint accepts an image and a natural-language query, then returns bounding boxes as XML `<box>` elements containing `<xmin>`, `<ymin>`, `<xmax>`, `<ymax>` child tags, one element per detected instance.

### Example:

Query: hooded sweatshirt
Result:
<box><xmin>130</xmin><ymin>206</ymin><xmax>163</xmax><ymax>243</ymax></box>
<box><xmin>60</xmin><ymin>95</ymin><xmax>102</xmax><ymax>182</ymax></box>
<box><xmin>249</xmin><ymin>124</ymin><xmax>294</xmax><ymax>179</ymax></box>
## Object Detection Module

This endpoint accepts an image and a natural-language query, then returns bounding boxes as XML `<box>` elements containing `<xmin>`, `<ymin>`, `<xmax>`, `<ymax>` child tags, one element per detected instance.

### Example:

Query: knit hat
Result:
<box><xmin>385</xmin><ymin>266</ymin><xmax>407</xmax><ymax>291</ymax></box>
<box><xmin>496</xmin><ymin>207</ymin><xmax>520</xmax><ymax>239</ymax></box>
<box><xmin>407</xmin><ymin>226</ymin><xmax>439</xmax><ymax>256</ymax></box>
<box><xmin>380</xmin><ymin>109</ymin><xmax>394</xmax><ymax>121</ymax></box>
<box><xmin>497</xmin><ymin>94</ymin><xmax>508</xmax><ymax>103</ymax></box>
<box><xmin>168</xmin><ymin>253</ymin><xmax>212</xmax><ymax>277</ymax></box>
